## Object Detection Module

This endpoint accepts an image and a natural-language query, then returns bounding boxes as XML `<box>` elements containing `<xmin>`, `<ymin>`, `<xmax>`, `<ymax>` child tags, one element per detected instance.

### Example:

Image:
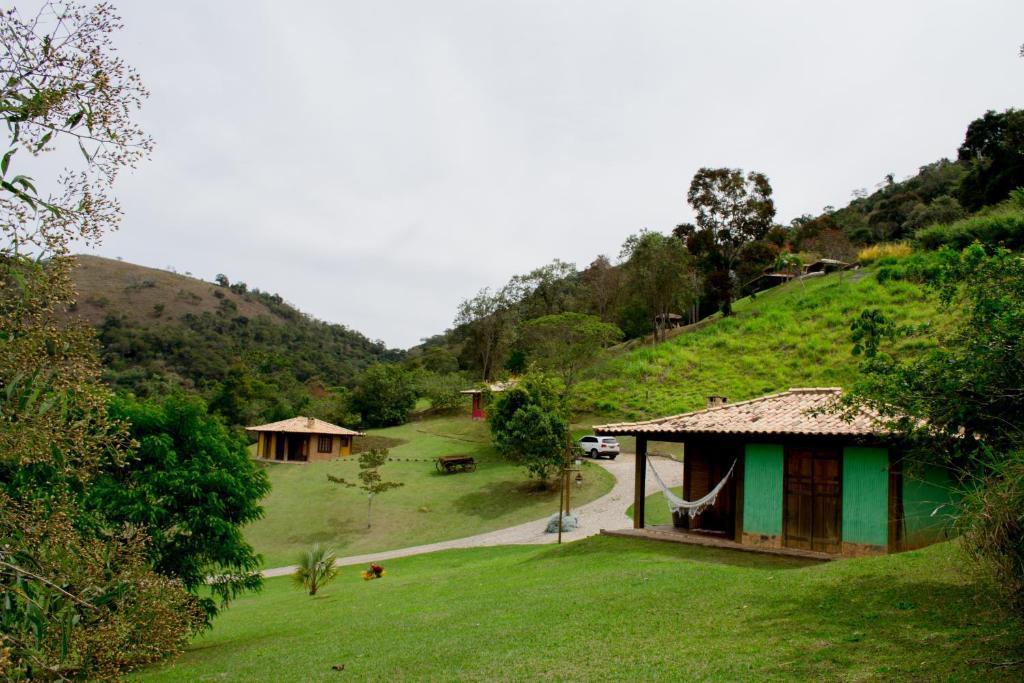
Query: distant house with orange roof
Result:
<box><xmin>246</xmin><ymin>416</ymin><xmax>363</xmax><ymax>462</ymax></box>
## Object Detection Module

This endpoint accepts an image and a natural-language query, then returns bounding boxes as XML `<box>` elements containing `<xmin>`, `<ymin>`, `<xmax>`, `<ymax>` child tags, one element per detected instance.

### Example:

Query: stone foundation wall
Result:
<box><xmin>841</xmin><ymin>541</ymin><xmax>887</xmax><ymax>557</ymax></box>
<box><xmin>742</xmin><ymin>532</ymin><xmax>782</xmax><ymax>549</ymax></box>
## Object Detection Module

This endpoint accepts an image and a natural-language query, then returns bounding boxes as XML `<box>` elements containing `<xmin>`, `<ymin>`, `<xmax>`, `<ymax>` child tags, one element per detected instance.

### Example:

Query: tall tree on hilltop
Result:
<box><xmin>957</xmin><ymin>108</ymin><xmax>1024</xmax><ymax>211</ymax></box>
<box><xmin>580</xmin><ymin>255</ymin><xmax>621</xmax><ymax>322</ymax></box>
<box><xmin>454</xmin><ymin>286</ymin><xmax>517</xmax><ymax>379</ymax></box>
<box><xmin>686</xmin><ymin>168</ymin><xmax>775</xmax><ymax>315</ymax></box>
<box><xmin>620</xmin><ymin>230</ymin><xmax>698</xmax><ymax>341</ymax></box>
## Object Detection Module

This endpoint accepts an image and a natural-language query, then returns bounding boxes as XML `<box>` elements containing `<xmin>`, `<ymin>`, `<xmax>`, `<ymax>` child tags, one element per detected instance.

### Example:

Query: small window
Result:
<box><xmin>581</xmin><ymin>437</ymin><xmax>596</xmax><ymax>443</ymax></box>
<box><xmin>317</xmin><ymin>435</ymin><xmax>333</xmax><ymax>453</ymax></box>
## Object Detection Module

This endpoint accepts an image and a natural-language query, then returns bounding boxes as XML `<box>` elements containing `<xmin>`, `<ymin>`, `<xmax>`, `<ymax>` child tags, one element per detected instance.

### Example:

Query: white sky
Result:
<box><xmin>80</xmin><ymin>0</ymin><xmax>1023</xmax><ymax>348</ymax></box>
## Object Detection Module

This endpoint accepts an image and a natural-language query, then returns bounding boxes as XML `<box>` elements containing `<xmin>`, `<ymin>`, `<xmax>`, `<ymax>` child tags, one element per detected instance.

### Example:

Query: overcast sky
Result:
<box><xmin>80</xmin><ymin>0</ymin><xmax>1023</xmax><ymax>348</ymax></box>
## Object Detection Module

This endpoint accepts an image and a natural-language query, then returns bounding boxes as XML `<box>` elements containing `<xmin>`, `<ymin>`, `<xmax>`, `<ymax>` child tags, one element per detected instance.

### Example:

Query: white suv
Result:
<box><xmin>579</xmin><ymin>435</ymin><xmax>620</xmax><ymax>459</ymax></box>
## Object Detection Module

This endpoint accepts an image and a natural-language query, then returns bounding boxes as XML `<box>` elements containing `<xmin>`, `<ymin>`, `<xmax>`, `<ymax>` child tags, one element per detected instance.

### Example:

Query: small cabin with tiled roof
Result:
<box><xmin>246</xmin><ymin>416</ymin><xmax>364</xmax><ymax>462</ymax></box>
<box><xmin>595</xmin><ymin>388</ymin><xmax>955</xmax><ymax>557</ymax></box>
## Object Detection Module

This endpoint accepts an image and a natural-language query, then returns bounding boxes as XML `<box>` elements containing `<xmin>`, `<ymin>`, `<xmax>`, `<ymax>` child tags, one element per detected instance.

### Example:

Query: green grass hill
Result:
<box><xmin>133</xmin><ymin>537</ymin><xmax>1022</xmax><ymax>682</ymax></box>
<box><xmin>575</xmin><ymin>268</ymin><xmax>940</xmax><ymax>420</ymax></box>
<box><xmin>65</xmin><ymin>255</ymin><xmax>402</xmax><ymax>416</ymax></box>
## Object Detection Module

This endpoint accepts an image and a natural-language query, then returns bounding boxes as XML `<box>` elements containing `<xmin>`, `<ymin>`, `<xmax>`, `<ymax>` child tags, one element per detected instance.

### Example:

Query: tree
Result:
<box><xmin>842</xmin><ymin>245</ymin><xmax>1024</xmax><ymax>614</ymax></box>
<box><xmin>292</xmin><ymin>544</ymin><xmax>339</xmax><ymax>596</ymax></box>
<box><xmin>215</xmin><ymin>273</ymin><xmax>229</xmax><ymax>287</ymax></box>
<box><xmin>488</xmin><ymin>373</ymin><xmax>570</xmax><ymax>483</ymax></box>
<box><xmin>417</xmin><ymin>371</ymin><xmax>466</xmax><ymax>411</ymax></box>
<box><xmin>328</xmin><ymin>448</ymin><xmax>404</xmax><ymax>528</ymax></box>
<box><xmin>957</xmin><ymin>108</ymin><xmax>1024</xmax><ymax>211</ymax></box>
<box><xmin>518</xmin><ymin>312</ymin><xmax>622</xmax><ymax>389</ymax></box>
<box><xmin>902</xmin><ymin>196</ymin><xmax>966</xmax><ymax>233</ymax></box>
<box><xmin>0</xmin><ymin>3</ymin><xmax>202</xmax><ymax>676</ymax></box>
<box><xmin>686</xmin><ymin>168</ymin><xmax>776</xmax><ymax>315</ymax></box>
<box><xmin>620</xmin><ymin>229</ymin><xmax>698</xmax><ymax>341</ymax></box>
<box><xmin>505</xmin><ymin>259</ymin><xmax>580</xmax><ymax>320</ymax></box>
<box><xmin>90</xmin><ymin>394</ymin><xmax>271</xmax><ymax>622</ymax></box>
<box><xmin>352</xmin><ymin>363</ymin><xmax>417</xmax><ymax>427</ymax></box>
<box><xmin>454</xmin><ymin>286</ymin><xmax>516</xmax><ymax>380</ymax></box>
<box><xmin>580</xmin><ymin>255</ymin><xmax>622</xmax><ymax>322</ymax></box>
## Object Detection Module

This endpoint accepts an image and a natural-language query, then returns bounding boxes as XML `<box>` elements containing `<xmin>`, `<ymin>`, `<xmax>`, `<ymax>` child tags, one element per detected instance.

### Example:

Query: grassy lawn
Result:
<box><xmin>626</xmin><ymin>490</ymin><xmax>681</xmax><ymax>526</ymax></box>
<box><xmin>134</xmin><ymin>537</ymin><xmax>1023</xmax><ymax>681</ymax></box>
<box><xmin>576</xmin><ymin>269</ymin><xmax>943</xmax><ymax>419</ymax></box>
<box><xmin>245</xmin><ymin>415</ymin><xmax>615</xmax><ymax>568</ymax></box>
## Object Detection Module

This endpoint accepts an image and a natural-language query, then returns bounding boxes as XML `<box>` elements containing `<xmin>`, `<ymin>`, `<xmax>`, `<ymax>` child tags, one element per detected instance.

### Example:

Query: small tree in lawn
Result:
<box><xmin>488</xmin><ymin>373</ymin><xmax>570</xmax><ymax>485</ymax></box>
<box><xmin>328</xmin><ymin>448</ymin><xmax>403</xmax><ymax>528</ymax></box>
<box><xmin>292</xmin><ymin>544</ymin><xmax>339</xmax><ymax>596</ymax></box>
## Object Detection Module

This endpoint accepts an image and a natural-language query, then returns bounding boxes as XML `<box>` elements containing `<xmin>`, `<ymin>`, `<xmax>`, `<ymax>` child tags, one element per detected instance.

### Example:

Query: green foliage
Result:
<box><xmin>0</xmin><ymin>499</ymin><xmax>203</xmax><ymax>681</ymax></box>
<box><xmin>957</xmin><ymin>108</ymin><xmax>1024</xmax><ymax>211</ymax></box>
<box><xmin>291</xmin><ymin>544</ymin><xmax>339</xmax><ymax>596</ymax></box>
<box><xmin>844</xmin><ymin>245</ymin><xmax>1024</xmax><ymax>614</ymax></box>
<box><xmin>619</xmin><ymin>230</ymin><xmax>698</xmax><ymax>337</ymax></box>
<box><xmin>416</xmin><ymin>371</ymin><xmax>466</xmax><ymax>411</ymax></box>
<box><xmin>327</xmin><ymin>448</ymin><xmax>404</xmax><ymax>528</ymax></box>
<box><xmin>95</xmin><ymin>299</ymin><xmax>402</xmax><ymax>428</ymax></box>
<box><xmin>90</xmin><ymin>394</ymin><xmax>271</xmax><ymax>622</ymax></box>
<box><xmin>0</xmin><ymin>5</ymin><xmax>207</xmax><ymax>677</ymax></box>
<box><xmin>518</xmin><ymin>312</ymin><xmax>622</xmax><ymax>388</ymax></box>
<box><xmin>489</xmin><ymin>373</ymin><xmax>570</xmax><ymax>481</ymax></box>
<box><xmin>914</xmin><ymin>200</ymin><xmax>1024</xmax><ymax>250</ymax></box>
<box><xmin>685</xmin><ymin>167</ymin><xmax>776</xmax><ymax>315</ymax></box>
<box><xmin>352</xmin><ymin>364</ymin><xmax>418</xmax><ymax>427</ymax></box>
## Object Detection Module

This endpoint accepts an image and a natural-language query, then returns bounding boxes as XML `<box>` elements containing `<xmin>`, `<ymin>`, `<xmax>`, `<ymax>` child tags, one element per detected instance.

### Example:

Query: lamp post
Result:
<box><xmin>557</xmin><ymin>439</ymin><xmax>582</xmax><ymax>544</ymax></box>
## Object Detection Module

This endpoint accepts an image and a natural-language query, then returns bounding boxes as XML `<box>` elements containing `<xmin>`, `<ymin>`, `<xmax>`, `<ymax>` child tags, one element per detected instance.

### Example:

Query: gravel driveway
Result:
<box><xmin>263</xmin><ymin>452</ymin><xmax>684</xmax><ymax>578</ymax></box>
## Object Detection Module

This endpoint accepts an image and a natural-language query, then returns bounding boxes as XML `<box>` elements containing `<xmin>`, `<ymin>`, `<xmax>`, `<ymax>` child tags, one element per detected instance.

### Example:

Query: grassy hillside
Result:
<box><xmin>575</xmin><ymin>268</ymin><xmax>941</xmax><ymax>420</ymax></box>
<box><xmin>245</xmin><ymin>415</ymin><xmax>614</xmax><ymax>568</ymax></box>
<box><xmin>134</xmin><ymin>537</ymin><xmax>1022</xmax><ymax>681</ymax></box>
<box><xmin>66</xmin><ymin>255</ymin><xmax>401</xmax><ymax>419</ymax></box>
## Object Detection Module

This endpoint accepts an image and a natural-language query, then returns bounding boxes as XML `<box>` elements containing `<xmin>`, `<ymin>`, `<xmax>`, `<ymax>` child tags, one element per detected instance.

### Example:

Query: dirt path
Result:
<box><xmin>262</xmin><ymin>452</ymin><xmax>683</xmax><ymax>578</ymax></box>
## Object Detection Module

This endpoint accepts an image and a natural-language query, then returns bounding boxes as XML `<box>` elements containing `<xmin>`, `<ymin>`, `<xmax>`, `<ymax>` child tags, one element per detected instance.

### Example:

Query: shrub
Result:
<box><xmin>857</xmin><ymin>242</ymin><xmax>912</xmax><ymax>264</ymax></box>
<box><xmin>0</xmin><ymin>498</ymin><xmax>203</xmax><ymax>680</ymax></box>
<box><xmin>292</xmin><ymin>544</ymin><xmax>339</xmax><ymax>596</ymax></box>
<box><xmin>353</xmin><ymin>364</ymin><xmax>418</xmax><ymax>427</ymax></box>
<box><xmin>914</xmin><ymin>204</ymin><xmax>1024</xmax><ymax>251</ymax></box>
<box><xmin>415</xmin><ymin>371</ymin><xmax>466</xmax><ymax>412</ymax></box>
<box><xmin>960</xmin><ymin>452</ymin><xmax>1024</xmax><ymax>615</ymax></box>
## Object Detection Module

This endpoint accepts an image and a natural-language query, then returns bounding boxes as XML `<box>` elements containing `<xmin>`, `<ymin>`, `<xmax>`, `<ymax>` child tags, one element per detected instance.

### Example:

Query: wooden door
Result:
<box><xmin>784</xmin><ymin>447</ymin><xmax>841</xmax><ymax>553</ymax></box>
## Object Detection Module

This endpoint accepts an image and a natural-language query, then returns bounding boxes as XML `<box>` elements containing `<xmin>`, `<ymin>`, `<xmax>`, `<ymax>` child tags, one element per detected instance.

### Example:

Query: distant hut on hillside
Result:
<box><xmin>803</xmin><ymin>258</ymin><xmax>853</xmax><ymax>275</ymax></box>
<box><xmin>461</xmin><ymin>379</ymin><xmax>516</xmax><ymax>420</ymax></box>
<box><xmin>246</xmin><ymin>416</ymin><xmax>363</xmax><ymax>462</ymax></box>
<box><xmin>654</xmin><ymin>313</ymin><xmax>686</xmax><ymax>330</ymax></box>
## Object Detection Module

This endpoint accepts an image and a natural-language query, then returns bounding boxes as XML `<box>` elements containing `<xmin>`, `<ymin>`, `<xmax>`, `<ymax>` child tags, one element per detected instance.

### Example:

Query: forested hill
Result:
<box><xmin>66</xmin><ymin>255</ymin><xmax>403</xmax><ymax>425</ymax></box>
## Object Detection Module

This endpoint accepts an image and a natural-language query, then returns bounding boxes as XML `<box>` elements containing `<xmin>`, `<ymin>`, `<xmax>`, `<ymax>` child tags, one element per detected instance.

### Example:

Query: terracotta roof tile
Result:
<box><xmin>245</xmin><ymin>416</ymin><xmax>364</xmax><ymax>436</ymax></box>
<box><xmin>594</xmin><ymin>388</ymin><xmax>885</xmax><ymax>437</ymax></box>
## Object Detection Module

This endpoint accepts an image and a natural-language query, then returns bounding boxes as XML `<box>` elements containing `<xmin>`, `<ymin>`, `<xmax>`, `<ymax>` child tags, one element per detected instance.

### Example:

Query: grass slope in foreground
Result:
<box><xmin>245</xmin><ymin>415</ymin><xmax>614</xmax><ymax>568</ymax></box>
<box><xmin>135</xmin><ymin>537</ymin><xmax>1022</xmax><ymax>682</ymax></box>
<box><xmin>576</xmin><ymin>269</ymin><xmax>940</xmax><ymax>419</ymax></box>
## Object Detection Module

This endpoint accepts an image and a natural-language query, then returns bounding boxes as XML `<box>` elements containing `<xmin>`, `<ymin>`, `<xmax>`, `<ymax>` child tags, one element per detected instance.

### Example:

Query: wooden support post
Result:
<box><xmin>634</xmin><ymin>436</ymin><xmax>647</xmax><ymax>529</ymax></box>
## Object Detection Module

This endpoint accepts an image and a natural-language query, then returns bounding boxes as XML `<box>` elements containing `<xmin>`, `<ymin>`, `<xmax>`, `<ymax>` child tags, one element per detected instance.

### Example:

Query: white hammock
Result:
<box><xmin>647</xmin><ymin>457</ymin><xmax>737</xmax><ymax>518</ymax></box>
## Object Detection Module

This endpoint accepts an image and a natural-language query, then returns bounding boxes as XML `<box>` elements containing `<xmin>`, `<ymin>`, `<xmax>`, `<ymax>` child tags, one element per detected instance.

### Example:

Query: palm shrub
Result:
<box><xmin>292</xmin><ymin>545</ymin><xmax>339</xmax><ymax>596</ymax></box>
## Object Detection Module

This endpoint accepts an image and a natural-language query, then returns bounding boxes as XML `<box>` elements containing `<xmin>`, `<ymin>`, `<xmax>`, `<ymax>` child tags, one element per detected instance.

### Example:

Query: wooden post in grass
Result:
<box><xmin>634</xmin><ymin>436</ymin><xmax>647</xmax><ymax>529</ymax></box>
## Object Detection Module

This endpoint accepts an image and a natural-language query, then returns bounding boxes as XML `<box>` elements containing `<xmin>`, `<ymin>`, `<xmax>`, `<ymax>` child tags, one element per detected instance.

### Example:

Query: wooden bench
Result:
<box><xmin>436</xmin><ymin>455</ymin><xmax>476</xmax><ymax>474</ymax></box>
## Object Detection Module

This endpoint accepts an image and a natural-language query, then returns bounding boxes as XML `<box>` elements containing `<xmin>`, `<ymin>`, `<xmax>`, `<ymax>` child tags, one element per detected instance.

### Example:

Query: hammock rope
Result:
<box><xmin>647</xmin><ymin>457</ymin><xmax>737</xmax><ymax>518</ymax></box>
